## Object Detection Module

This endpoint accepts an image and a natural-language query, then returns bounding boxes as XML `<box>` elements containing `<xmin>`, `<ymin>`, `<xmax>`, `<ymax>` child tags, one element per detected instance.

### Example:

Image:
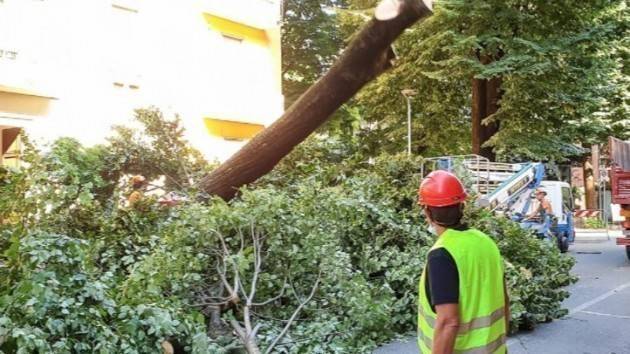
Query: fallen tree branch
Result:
<box><xmin>211</xmin><ymin>224</ymin><xmax>325</xmax><ymax>354</ymax></box>
<box><xmin>264</xmin><ymin>271</ymin><xmax>322</xmax><ymax>354</ymax></box>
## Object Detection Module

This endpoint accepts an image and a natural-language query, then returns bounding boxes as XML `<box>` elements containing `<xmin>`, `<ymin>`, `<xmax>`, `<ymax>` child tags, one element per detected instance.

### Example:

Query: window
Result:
<box><xmin>561</xmin><ymin>186</ymin><xmax>574</xmax><ymax>213</ymax></box>
<box><xmin>112</xmin><ymin>0</ymin><xmax>139</xmax><ymax>13</ymax></box>
<box><xmin>110</xmin><ymin>1</ymin><xmax>142</xmax><ymax>89</ymax></box>
<box><xmin>0</xmin><ymin>48</ymin><xmax>18</xmax><ymax>61</ymax></box>
<box><xmin>203</xmin><ymin>14</ymin><xmax>269</xmax><ymax>46</ymax></box>
<box><xmin>222</xmin><ymin>34</ymin><xmax>243</xmax><ymax>45</ymax></box>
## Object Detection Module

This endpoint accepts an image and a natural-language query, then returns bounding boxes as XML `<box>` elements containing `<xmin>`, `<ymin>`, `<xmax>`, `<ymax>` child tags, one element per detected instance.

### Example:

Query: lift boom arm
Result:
<box><xmin>477</xmin><ymin>163</ymin><xmax>545</xmax><ymax>211</ymax></box>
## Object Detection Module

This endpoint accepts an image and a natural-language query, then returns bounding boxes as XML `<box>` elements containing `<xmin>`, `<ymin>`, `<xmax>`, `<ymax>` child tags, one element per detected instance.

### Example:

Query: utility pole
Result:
<box><xmin>401</xmin><ymin>89</ymin><xmax>417</xmax><ymax>155</ymax></box>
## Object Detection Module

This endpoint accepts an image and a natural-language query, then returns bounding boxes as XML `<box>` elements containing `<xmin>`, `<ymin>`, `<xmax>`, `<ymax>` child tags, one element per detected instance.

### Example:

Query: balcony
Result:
<box><xmin>201</xmin><ymin>0</ymin><xmax>280</xmax><ymax>29</ymax></box>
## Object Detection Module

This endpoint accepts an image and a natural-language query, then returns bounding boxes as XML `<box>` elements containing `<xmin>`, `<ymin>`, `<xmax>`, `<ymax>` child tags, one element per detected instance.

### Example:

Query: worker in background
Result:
<box><xmin>521</xmin><ymin>187</ymin><xmax>553</xmax><ymax>232</ymax></box>
<box><xmin>127</xmin><ymin>175</ymin><xmax>147</xmax><ymax>207</ymax></box>
<box><xmin>417</xmin><ymin>170</ymin><xmax>509</xmax><ymax>354</ymax></box>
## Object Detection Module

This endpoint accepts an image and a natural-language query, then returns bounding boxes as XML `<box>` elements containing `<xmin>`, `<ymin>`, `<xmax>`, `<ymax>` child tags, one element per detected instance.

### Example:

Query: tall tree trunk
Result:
<box><xmin>472</xmin><ymin>76</ymin><xmax>501</xmax><ymax>161</ymax></box>
<box><xmin>472</xmin><ymin>52</ymin><xmax>502</xmax><ymax>161</ymax></box>
<box><xmin>471</xmin><ymin>78</ymin><xmax>487</xmax><ymax>158</ymax></box>
<box><xmin>199</xmin><ymin>0</ymin><xmax>434</xmax><ymax>201</ymax></box>
<box><xmin>583</xmin><ymin>145</ymin><xmax>599</xmax><ymax>210</ymax></box>
<box><xmin>484</xmin><ymin>76</ymin><xmax>501</xmax><ymax>155</ymax></box>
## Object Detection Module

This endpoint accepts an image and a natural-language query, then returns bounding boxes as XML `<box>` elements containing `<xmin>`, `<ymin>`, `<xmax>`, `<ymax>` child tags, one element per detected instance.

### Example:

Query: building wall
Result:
<box><xmin>0</xmin><ymin>0</ymin><xmax>283</xmax><ymax>163</ymax></box>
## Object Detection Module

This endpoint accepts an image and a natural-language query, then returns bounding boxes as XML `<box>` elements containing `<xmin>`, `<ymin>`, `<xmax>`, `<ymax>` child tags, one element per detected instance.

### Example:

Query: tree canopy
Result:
<box><xmin>283</xmin><ymin>0</ymin><xmax>630</xmax><ymax>161</ymax></box>
<box><xmin>281</xmin><ymin>0</ymin><xmax>347</xmax><ymax>108</ymax></box>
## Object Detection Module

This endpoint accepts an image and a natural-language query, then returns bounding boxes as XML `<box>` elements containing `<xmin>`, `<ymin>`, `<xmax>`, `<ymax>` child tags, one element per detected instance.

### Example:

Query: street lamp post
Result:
<box><xmin>401</xmin><ymin>89</ymin><xmax>417</xmax><ymax>155</ymax></box>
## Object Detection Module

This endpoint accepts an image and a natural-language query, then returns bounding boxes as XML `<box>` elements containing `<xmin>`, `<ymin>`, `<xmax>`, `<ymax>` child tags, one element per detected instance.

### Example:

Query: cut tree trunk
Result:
<box><xmin>199</xmin><ymin>0</ymin><xmax>434</xmax><ymax>201</ymax></box>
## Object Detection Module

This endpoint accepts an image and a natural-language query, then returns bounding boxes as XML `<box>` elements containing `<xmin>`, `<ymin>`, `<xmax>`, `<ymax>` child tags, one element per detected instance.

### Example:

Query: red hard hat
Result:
<box><xmin>418</xmin><ymin>170</ymin><xmax>467</xmax><ymax>207</ymax></box>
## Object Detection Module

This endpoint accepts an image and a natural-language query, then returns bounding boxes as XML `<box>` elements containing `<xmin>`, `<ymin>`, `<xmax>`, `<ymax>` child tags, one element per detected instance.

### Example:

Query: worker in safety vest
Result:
<box><xmin>417</xmin><ymin>170</ymin><xmax>509</xmax><ymax>354</ymax></box>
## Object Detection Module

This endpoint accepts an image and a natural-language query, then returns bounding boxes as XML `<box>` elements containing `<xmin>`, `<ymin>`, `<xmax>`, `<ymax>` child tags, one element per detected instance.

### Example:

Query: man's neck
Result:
<box><xmin>435</xmin><ymin>224</ymin><xmax>448</xmax><ymax>236</ymax></box>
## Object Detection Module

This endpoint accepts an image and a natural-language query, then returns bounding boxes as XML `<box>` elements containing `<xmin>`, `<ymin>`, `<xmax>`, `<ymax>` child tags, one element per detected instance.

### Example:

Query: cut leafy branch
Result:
<box><xmin>209</xmin><ymin>225</ymin><xmax>322</xmax><ymax>354</ymax></box>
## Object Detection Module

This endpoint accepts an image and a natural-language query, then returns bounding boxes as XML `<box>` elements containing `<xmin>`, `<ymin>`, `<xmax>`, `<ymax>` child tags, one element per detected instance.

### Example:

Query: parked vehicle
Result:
<box><xmin>610</xmin><ymin>137</ymin><xmax>630</xmax><ymax>260</ymax></box>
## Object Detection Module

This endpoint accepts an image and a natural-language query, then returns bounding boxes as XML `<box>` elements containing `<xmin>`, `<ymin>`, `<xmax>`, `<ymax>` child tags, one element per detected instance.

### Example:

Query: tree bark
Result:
<box><xmin>472</xmin><ymin>76</ymin><xmax>501</xmax><ymax>161</ymax></box>
<box><xmin>472</xmin><ymin>51</ymin><xmax>501</xmax><ymax>161</ymax></box>
<box><xmin>583</xmin><ymin>145</ymin><xmax>599</xmax><ymax>210</ymax></box>
<box><xmin>471</xmin><ymin>78</ymin><xmax>487</xmax><ymax>158</ymax></box>
<box><xmin>199</xmin><ymin>0</ymin><xmax>433</xmax><ymax>201</ymax></box>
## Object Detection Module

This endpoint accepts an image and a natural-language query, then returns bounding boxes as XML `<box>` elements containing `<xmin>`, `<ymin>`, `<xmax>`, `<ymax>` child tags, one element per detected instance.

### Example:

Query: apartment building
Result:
<box><xmin>0</xmin><ymin>0</ymin><xmax>283</xmax><ymax>164</ymax></box>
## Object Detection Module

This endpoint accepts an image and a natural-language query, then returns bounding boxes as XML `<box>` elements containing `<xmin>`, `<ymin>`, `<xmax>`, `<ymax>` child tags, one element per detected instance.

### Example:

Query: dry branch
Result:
<box><xmin>211</xmin><ymin>225</ymin><xmax>322</xmax><ymax>354</ymax></box>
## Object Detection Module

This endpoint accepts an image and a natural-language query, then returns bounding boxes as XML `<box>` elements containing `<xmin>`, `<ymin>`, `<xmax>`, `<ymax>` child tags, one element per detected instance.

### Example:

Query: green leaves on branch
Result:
<box><xmin>0</xmin><ymin>116</ymin><xmax>576</xmax><ymax>352</ymax></box>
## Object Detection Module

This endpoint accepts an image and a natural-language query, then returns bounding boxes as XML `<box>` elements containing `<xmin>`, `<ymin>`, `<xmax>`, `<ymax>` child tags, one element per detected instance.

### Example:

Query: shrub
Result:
<box><xmin>583</xmin><ymin>217</ymin><xmax>606</xmax><ymax>229</ymax></box>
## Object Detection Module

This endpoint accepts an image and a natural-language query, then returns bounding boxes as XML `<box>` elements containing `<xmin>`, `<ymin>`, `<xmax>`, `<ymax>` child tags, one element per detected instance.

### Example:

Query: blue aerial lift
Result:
<box><xmin>422</xmin><ymin>155</ymin><xmax>574</xmax><ymax>252</ymax></box>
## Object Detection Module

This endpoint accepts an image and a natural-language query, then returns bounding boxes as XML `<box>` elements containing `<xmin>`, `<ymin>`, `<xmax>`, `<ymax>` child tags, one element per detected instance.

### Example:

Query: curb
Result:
<box><xmin>574</xmin><ymin>232</ymin><xmax>610</xmax><ymax>243</ymax></box>
<box><xmin>574</xmin><ymin>228</ymin><xmax>608</xmax><ymax>234</ymax></box>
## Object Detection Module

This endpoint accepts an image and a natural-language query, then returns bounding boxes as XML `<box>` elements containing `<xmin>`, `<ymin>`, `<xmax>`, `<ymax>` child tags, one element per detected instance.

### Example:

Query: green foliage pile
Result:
<box><xmin>465</xmin><ymin>209</ymin><xmax>576</xmax><ymax>328</ymax></box>
<box><xmin>1</xmin><ymin>115</ymin><xmax>575</xmax><ymax>353</ymax></box>
<box><xmin>0</xmin><ymin>110</ymin><xmax>219</xmax><ymax>353</ymax></box>
<box><xmin>267</xmin><ymin>138</ymin><xmax>577</xmax><ymax>334</ymax></box>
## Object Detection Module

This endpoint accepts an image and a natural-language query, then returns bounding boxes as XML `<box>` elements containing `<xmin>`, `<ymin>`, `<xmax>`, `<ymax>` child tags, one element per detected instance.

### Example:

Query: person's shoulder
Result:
<box><xmin>428</xmin><ymin>247</ymin><xmax>451</xmax><ymax>259</ymax></box>
<box><xmin>464</xmin><ymin>228</ymin><xmax>488</xmax><ymax>237</ymax></box>
<box><xmin>427</xmin><ymin>247</ymin><xmax>456</xmax><ymax>267</ymax></box>
<box><xmin>467</xmin><ymin>229</ymin><xmax>500</xmax><ymax>245</ymax></box>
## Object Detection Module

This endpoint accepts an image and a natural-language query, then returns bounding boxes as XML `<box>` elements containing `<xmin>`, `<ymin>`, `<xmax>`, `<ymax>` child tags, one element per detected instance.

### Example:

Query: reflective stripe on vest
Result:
<box><xmin>419</xmin><ymin>306</ymin><xmax>505</xmax><ymax>335</ymax></box>
<box><xmin>419</xmin><ymin>331</ymin><xmax>507</xmax><ymax>354</ymax></box>
<box><xmin>418</xmin><ymin>228</ymin><xmax>507</xmax><ymax>354</ymax></box>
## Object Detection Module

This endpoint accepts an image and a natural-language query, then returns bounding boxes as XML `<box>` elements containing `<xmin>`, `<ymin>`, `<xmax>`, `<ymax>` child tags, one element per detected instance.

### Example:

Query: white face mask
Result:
<box><xmin>427</xmin><ymin>223</ymin><xmax>437</xmax><ymax>235</ymax></box>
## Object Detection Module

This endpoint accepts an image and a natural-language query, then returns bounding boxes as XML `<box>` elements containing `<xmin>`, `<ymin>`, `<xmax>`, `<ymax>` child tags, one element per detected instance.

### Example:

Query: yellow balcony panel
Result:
<box><xmin>203</xmin><ymin>13</ymin><xmax>269</xmax><ymax>46</ymax></box>
<box><xmin>0</xmin><ymin>91</ymin><xmax>53</xmax><ymax>117</ymax></box>
<box><xmin>204</xmin><ymin>118</ymin><xmax>264</xmax><ymax>141</ymax></box>
<box><xmin>1</xmin><ymin>82</ymin><xmax>56</xmax><ymax>118</ymax></box>
<box><xmin>0</xmin><ymin>85</ymin><xmax>56</xmax><ymax>99</ymax></box>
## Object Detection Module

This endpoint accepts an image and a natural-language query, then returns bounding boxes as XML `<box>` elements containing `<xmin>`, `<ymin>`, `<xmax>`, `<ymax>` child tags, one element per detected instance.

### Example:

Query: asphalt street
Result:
<box><xmin>374</xmin><ymin>236</ymin><xmax>630</xmax><ymax>354</ymax></box>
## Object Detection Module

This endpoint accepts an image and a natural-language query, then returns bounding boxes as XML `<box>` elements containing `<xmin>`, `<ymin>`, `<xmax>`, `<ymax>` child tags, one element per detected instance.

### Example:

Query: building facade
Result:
<box><xmin>0</xmin><ymin>0</ymin><xmax>283</xmax><ymax>164</ymax></box>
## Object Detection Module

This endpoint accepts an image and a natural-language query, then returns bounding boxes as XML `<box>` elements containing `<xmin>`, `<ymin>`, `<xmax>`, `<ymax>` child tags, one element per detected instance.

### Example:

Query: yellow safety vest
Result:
<box><xmin>418</xmin><ymin>228</ymin><xmax>507</xmax><ymax>354</ymax></box>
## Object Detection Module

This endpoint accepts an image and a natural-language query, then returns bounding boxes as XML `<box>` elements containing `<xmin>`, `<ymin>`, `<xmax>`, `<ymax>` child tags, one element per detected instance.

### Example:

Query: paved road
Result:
<box><xmin>375</xmin><ymin>237</ymin><xmax>630</xmax><ymax>354</ymax></box>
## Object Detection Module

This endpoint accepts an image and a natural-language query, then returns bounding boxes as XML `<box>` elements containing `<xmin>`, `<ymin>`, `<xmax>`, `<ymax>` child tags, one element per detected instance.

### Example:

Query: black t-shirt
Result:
<box><xmin>425</xmin><ymin>248</ymin><xmax>459</xmax><ymax>312</ymax></box>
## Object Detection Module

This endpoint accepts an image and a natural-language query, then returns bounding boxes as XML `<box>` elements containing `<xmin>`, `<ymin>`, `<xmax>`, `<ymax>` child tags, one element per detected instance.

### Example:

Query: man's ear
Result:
<box><xmin>423</xmin><ymin>207</ymin><xmax>432</xmax><ymax>223</ymax></box>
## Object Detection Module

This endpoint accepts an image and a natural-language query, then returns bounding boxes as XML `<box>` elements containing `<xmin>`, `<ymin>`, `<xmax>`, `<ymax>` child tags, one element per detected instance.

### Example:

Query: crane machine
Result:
<box><xmin>422</xmin><ymin>155</ymin><xmax>574</xmax><ymax>252</ymax></box>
